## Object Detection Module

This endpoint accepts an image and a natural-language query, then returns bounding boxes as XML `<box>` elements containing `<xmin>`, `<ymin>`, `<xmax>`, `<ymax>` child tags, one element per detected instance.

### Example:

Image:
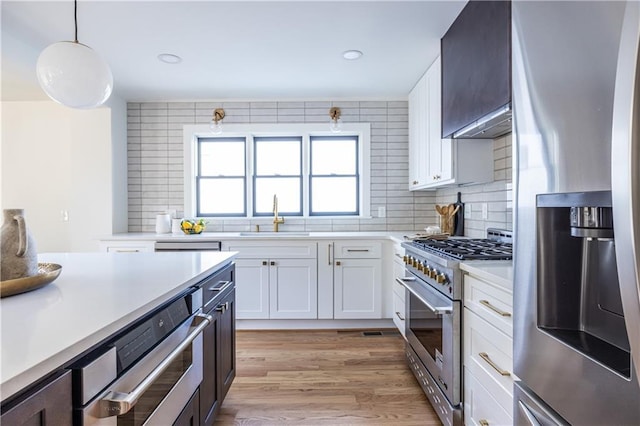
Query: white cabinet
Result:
<box><xmin>223</xmin><ymin>241</ymin><xmax>318</xmax><ymax>320</ymax></box>
<box><xmin>408</xmin><ymin>56</ymin><xmax>494</xmax><ymax>191</ymax></box>
<box><xmin>463</xmin><ymin>270</ymin><xmax>514</xmax><ymax>426</ymax></box>
<box><xmin>319</xmin><ymin>241</ymin><xmax>383</xmax><ymax>319</ymax></box>
<box><xmin>391</xmin><ymin>241</ymin><xmax>406</xmax><ymax>337</ymax></box>
<box><xmin>99</xmin><ymin>240</ymin><xmax>155</xmax><ymax>253</ymax></box>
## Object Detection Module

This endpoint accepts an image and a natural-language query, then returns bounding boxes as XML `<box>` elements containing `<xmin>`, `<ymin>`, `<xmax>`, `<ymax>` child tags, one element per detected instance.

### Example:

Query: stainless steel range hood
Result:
<box><xmin>452</xmin><ymin>104</ymin><xmax>512</xmax><ymax>139</ymax></box>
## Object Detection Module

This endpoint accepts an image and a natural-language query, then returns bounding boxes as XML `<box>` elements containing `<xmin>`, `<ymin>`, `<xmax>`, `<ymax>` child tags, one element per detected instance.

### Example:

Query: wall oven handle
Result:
<box><xmin>97</xmin><ymin>313</ymin><xmax>212</xmax><ymax>418</ymax></box>
<box><xmin>394</xmin><ymin>277</ymin><xmax>415</xmax><ymax>287</ymax></box>
<box><xmin>402</xmin><ymin>278</ymin><xmax>453</xmax><ymax>315</ymax></box>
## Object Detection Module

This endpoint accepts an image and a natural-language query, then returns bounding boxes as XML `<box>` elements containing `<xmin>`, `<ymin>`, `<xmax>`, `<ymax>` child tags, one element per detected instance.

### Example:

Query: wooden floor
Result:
<box><xmin>214</xmin><ymin>330</ymin><xmax>440</xmax><ymax>425</ymax></box>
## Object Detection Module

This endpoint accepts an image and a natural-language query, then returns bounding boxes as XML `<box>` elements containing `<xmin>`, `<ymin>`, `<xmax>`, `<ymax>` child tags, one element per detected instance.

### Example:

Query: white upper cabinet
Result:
<box><xmin>409</xmin><ymin>56</ymin><xmax>494</xmax><ymax>190</ymax></box>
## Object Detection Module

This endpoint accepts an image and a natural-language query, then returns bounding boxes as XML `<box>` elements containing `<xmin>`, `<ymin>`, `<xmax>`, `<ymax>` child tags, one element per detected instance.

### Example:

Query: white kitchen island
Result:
<box><xmin>0</xmin><ymin>251</ymin><xmax>236</xmax><ymax>403</ymax></box>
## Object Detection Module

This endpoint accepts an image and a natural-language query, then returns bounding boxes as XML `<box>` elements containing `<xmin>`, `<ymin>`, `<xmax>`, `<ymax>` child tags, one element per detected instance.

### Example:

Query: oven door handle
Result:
<box><xmin>97</xmin><ymin>313</ymin><xmax>212</xmax><ymax>418</ymax></box>
<box><xmin>402</xmin><ymin>278</ymin><xmax>453</xmax><ymax>315</ymax></box>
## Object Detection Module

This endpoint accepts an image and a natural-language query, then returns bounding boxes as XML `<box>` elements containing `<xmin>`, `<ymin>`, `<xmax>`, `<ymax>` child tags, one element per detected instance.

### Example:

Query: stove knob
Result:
<box><xmin>430</xmin><ymin>269</ymin><xmax>438</xmax><ymax>279</ymax></box>
<box><xmin>412</xmin><ymin>258</ymin><xmax>418</xmax><ymax>268</ymax></box>
<box><xmin>423</xmin><ymin>266</ymin><xmax>431</xmax><ymax>276</ymax></box>
<box><xmin>403</xmin><ymin>255</ymin><xmax>409</xmax><ymax>264</ymax></box>
<box><xmin>417</xmin><ymin>262</ymin><xmax>424</xmax><ymax>272</ymax></box>
<box><xmin>436</xmin><ymin>273</ymin><xmax>447</xmax><ymax>284</ymax></box>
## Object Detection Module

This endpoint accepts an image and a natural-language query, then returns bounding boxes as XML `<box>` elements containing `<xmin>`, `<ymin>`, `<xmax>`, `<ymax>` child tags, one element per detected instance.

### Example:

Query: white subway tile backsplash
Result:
<box><xmin>126</xmin><ymin>101</ymin><xmax>512</xmax><ymax>234</ymax></box>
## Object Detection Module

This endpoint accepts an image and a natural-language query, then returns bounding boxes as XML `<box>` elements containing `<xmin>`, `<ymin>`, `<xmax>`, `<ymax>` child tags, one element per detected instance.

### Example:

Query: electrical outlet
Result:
<box><xmin>482</xmin><ymin>203</ymin><xmax>488</xmax><ymax>220</ymax></box>
<box><xmin>378</xmin><ymin>206</ymin><xmax>386</xmax><ymax>218</ymax></box>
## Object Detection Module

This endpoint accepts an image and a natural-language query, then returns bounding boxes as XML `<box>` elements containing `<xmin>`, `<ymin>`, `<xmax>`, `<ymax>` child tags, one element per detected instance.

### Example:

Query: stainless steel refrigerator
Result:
<box><xmin>513</xmin><ymin>1</ymin><xmax>640</xmax><ymax>424</ymax></box>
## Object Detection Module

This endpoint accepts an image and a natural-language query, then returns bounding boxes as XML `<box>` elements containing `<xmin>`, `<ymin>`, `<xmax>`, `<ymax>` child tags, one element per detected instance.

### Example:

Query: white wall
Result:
<box><xmin>1</xmin><ymin>100</ymin><xmax>125</xmax><ymax>252</ymax></box>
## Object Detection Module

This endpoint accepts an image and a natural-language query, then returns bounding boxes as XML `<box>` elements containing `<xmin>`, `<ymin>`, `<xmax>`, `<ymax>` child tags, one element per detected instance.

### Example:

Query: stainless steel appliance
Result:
<box><xmin>400</xmin><ymin>230</ymin><xmax>512</xmax><ymax>426</ymax></box>
<box><xmin>71</xmin><ymin>289</ymin><xmax>211</xmax><ymax>425</ymax></box>
<box><xmin>154</xmin><ymin>241</ymin><xmax>221</xmax><ymax>251</ymax></box>
<box><xmin>513</xmin><ymin>1</ymin><xmax>640</xmax><ymax>424</ymax></box>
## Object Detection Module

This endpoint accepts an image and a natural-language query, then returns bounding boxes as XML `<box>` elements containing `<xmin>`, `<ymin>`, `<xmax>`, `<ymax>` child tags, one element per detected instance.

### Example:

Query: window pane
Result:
<box><xmin>311</xmin><ymin>177</ymin><xmax>357</xmax><ymax>214</ymax></box>
<box><xmin>311</xmin><ymin>137</ymin><xmax>357</xmax><ymax>175</ymax></box>
<box><xmin>199</xmin><ymin>178</ymin><xmax>245</xmax><ymax>215</ymax></box>
<box><xmin>255</xmin><ymin>178</ymin><xmax>301</xmax><ymax>215</ymax></box>
<box><xmin>200</xmin><ymin>139</ymin><xmax>245</xmax><ymax>176</ymax></box>
<box><xmin>255</xmin><ymin>138</ymin><xmax>301</xmax><ymax>175</ymax></box>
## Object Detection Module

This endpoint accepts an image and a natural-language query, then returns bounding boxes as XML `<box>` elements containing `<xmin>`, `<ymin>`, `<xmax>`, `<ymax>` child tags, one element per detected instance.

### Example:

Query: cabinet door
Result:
<box><xmin>409</xmin><ymin>72</ymin><xmax>430</xmax><ymax>190</ymax></box>
<box><xmin>426</xmin><ymin>56</ymin><xmax>454</xmax><ymax>184</ymax></box>
<box><xmin>269</xmin><ymin>258</ymin><xmax>318</xmax><ymax>319</ymax></box>
<box><xmin>1</xmin><ymin>370</ymin><xmax>72</xmax><ymax>426</ymax></box>
<box><xmin>235</xmin><ymin>259</ymin><xmax>269</xmax><ymax>319</ymax></box>
<box><xmin>200</xmin><ymin>308</ymin><xmax>219</xmax><ymax>426</ymax></box>
<box><xmin>174</xmin><ymin>389</ymin><xmax>200</xmax><ymax>426</ymax></box>
<box><xmin>334</xmin><ymin>258</ymin><xmax>382</xmax><ymax>319</ymax></box>
<box><xmin>217</xmin><ymin>289</ymin><xmax>236</xmax><ymax>402</ymax></box>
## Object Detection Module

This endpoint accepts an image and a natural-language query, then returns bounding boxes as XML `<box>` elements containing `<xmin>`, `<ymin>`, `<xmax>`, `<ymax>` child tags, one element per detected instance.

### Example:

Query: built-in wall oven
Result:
<box><xmin>71</xmin><ymin>288</ymin><xmax>210</xmax><ymax>425</ymax></box>
<box><xmin>400</xmin><ymin>229</ymin><xmax>512</xmax><ymax>426</ymax></box>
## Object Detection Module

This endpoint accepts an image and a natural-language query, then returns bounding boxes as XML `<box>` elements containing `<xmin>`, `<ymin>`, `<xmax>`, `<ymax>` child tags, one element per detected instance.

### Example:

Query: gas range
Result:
<box><xmin>401</xmin><ymin>228</ymin><xmax>513</xmax><ymax>300</ymax></box>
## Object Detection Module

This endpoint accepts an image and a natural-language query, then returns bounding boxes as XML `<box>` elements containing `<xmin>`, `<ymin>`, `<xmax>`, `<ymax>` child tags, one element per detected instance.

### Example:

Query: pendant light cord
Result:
<box><xmin>74</xmin><ymin>0</ymin><xmax>78</xmax><ymax>43</ymax></box>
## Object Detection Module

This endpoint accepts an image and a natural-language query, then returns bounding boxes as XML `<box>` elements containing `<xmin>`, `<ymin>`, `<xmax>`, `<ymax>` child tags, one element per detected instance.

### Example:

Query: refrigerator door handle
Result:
<box><xmin>518</xmin><ymin>401</ymin><xmax>543</xmax><ymax>426</ymax></box>
<box><xmin>611</xmin><ymin>0</ymin><xmax>640</xmax><ymax>381</ymax></box>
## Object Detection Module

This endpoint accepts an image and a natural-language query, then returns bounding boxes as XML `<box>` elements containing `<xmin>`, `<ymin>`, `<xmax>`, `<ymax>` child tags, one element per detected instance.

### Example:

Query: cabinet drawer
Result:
<box><xmin>100</xmin><ymin>241</ymin><xmax>155</xmax><ymax>253</ymax></box>
<box><xmin>464</xmin><ymin>274</ymin><xmax>513</xmax><ymax>337</ymax></box>
<box><xmin>334</xmin><ymin>241</ymin><xmax>382</xmax><ymax>258</ymax></box>
<box><xmin>464</xmin><ymin>367</ymin><xmax>513</xmax><ymax>426</ymax></box>
<box><xmin>223</xmin><ymin>241</ymin><xmax>317</xmax><ymax>258</ymax></box>
<box><xmin>199</xmin><ymin>262</ymin><xmax>234</xmax><ymax>311</ymax></box>
<box><xmin>464</xmin><ymin>308</ymin><xmax>513</xmax><ymax>414</ymax></box>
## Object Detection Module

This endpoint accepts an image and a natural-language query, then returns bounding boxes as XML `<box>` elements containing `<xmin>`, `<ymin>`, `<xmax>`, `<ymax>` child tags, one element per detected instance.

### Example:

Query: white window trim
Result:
<box><xmin>183</xmin><ymin>123</ymin><xmax>371</xmax><ymax>219</ymax></box>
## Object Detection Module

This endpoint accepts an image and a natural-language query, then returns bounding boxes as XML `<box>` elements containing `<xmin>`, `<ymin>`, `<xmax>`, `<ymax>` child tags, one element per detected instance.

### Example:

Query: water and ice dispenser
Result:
<box><xmin>536</xmin><ymin>191</ymin><xmax>631</xmax><ymax>377</ymax></box>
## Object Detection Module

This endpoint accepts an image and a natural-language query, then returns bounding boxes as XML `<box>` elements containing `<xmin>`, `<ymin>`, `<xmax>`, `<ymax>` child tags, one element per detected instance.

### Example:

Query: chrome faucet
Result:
<box><xmin>273</xmin><ymin>194</ymin><xmax>285</xmax><ymax>232</ymax></box>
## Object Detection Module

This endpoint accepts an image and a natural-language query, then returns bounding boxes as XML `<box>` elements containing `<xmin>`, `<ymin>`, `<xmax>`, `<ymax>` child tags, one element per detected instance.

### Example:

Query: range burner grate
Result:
<box><xmin>411</xmin><ymin>238</ymin><xmax>513</xmax><ymax>260</ymax></box>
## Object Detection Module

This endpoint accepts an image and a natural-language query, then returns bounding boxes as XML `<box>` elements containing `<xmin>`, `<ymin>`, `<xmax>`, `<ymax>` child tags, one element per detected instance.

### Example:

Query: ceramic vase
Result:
<box><xmin>1</xmin><ymin>209</ymin><xmax>38</xmax><ymax>281</ymax></box>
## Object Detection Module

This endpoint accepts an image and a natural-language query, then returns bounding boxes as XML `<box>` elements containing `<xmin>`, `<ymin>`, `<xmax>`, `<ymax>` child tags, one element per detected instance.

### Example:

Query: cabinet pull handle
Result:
<box><xmin>262</xmin><ymin>261</ymin><xmax>268</xmax><ymax>266</ymax></box>
<box><xmin>347</xmin><ymin>249</ymin><xmax>370</xmax><ymax>252</ymax></box>
<box><xmin>395</xmin><ymin>311</ymin><xmax>405</xmax><ymax>321</ymax></box>
<box><xmin>114</xmin><ymin>249</ymin><xmax>140</xmax><ymax>253</ymax></box>
<box><xmin>480</xmin><ymin>299</ymin><xmax>511</xmax><ymax>317</ymax></box>
<box><xmin>270</xmin><ymin>261</ymin><xmax>275</xmax><ymax>266</ymax></box>
<box><xmin>479</xmin><ymin>352</ymin><xmax>510</xmax><ymax>376</ymax></box>
<box><xmin>336</xmin><ymin>261</ymin><xmax>341</xmax><ymax>266</ymax></box>
<box><xmin>479</xmin><ymin>420</ymin><xmax>489</xmax><ymax>426</ymax></box>
<box><xmin>328</xmin><ymin>244</ymin><xmax>332</xmax><ymax>265</ymax></box>
<box><xmin>208</xmin><ymin>280</ymin><xmax>231</xmax><ymax>292</ymax></box>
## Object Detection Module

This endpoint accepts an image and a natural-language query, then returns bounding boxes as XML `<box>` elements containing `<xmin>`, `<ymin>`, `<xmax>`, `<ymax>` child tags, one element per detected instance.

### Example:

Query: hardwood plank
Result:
<box><xmin>215</xmin><ymin>330</ymin><xmax>439</xmax><ymax>425</ymax></box>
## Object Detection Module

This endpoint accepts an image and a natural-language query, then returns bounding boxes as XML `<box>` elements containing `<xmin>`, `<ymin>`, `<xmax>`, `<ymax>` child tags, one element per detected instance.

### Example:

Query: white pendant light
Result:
<box><xmin>36</xmin><ymin>0</ymin><xmax>113</xmax><ymax>109</ymax></box>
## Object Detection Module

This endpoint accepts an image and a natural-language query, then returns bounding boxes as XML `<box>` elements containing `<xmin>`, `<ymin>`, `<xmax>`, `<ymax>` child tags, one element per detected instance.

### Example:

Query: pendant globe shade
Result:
<box><xmin>36</xmin><ymin>41</ymin><xmax>113</xmax><ymax>109</ymax></box>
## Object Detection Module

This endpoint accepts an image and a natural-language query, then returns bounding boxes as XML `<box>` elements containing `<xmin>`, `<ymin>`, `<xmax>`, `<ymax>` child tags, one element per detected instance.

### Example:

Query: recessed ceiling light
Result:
<box><xmin>157</xmin><ymin>53</ymin><xmax>182</xmax><ymax>64</ymax></box>
<box><xmin>342</xmin><ymin>50</ymin><xmax>363</xmax><ymax>60</ymax></box>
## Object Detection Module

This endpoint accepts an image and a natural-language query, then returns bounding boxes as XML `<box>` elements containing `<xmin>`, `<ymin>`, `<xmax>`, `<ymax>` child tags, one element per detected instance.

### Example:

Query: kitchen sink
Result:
<box><xmin>238</xmin><ymin>232</ymin><xmax>310</xmax><ymax>236</ymax></box>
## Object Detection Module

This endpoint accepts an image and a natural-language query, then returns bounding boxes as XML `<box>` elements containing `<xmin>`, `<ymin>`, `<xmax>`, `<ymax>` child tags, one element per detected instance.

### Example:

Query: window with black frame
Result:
<box><xmin>196</xmin><ymin>137</ymin><xmax>247</xmax><ymax>217</ymax></box>
<box><xmin>253</xmin><ymin>136</ymin><xmax>303</xmax><ymax>216</ymax></box>
<box><xmin>310</xmin><ymin>135</ymin><xmax>359</xmax><ymax>216</ymax></box>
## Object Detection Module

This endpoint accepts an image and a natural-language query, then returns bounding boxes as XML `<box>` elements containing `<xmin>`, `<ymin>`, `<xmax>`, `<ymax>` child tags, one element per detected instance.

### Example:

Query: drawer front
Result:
<box><xmin>334</xmin><ymin>241</ymin><xmax>382</xmax><ymax>258</ymax></box>
<box><xmin>464</xmin><ymin>274</ymin><xmax>513</xmax><ymax>337</ymax></box>
<box><xmin>223</xmin><ymin>242</ymin><xmax>317</xmax><ymax>258</ymax></box>
<box><xmin>464</xmin><ymin>367</ymin><xmax>513</xmax><ymax>426</ymax></box>
<box><xmin>464</xmin><ymin>308</ymin><xmax>514</xmax><ymax>414</ymax></box>
<box><xmin>200</xmin><ymin>262</ymin><xmax>235</xmax><ymax>310</ymax></box>
<box><xmin>392</xmin><ymin>292</ymin><xmax>406</xmax><ymax>337</ymax></box>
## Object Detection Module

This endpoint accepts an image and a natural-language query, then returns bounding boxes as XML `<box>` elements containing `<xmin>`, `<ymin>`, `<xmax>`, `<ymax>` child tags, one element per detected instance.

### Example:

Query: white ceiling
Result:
<box><xmin>1</xmin><ymin>1</ymin><xmax>466</xmax><ymax>102</ymax></box>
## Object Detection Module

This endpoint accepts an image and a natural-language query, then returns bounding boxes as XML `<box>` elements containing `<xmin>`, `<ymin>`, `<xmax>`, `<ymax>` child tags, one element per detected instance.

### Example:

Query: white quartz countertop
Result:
<box><xmin>0</xmin><ymin>251</ymin><xmax>236</xmax><ymax>401</ymax></box>
<box><xmin>460</xmin><ymin>260</ymin><xmax>513</xmax><ymax>290</ymax></box>
<box><xmin>101</xmin><ymin>231</ymin><xmax>411</xmax><ymax>242</ymax></box>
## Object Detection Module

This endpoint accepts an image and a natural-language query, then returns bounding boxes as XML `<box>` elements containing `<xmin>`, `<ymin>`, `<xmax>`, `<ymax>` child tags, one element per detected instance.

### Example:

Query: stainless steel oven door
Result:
<box><xmin>81</xmin><ymin>313</ymin><xmax>210</xmax><ymax>426</ymax></box>
<box><xmin>400</xmin><ymin>275</ymin><xmax>461</xmax><ymax>406</ymax></box>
